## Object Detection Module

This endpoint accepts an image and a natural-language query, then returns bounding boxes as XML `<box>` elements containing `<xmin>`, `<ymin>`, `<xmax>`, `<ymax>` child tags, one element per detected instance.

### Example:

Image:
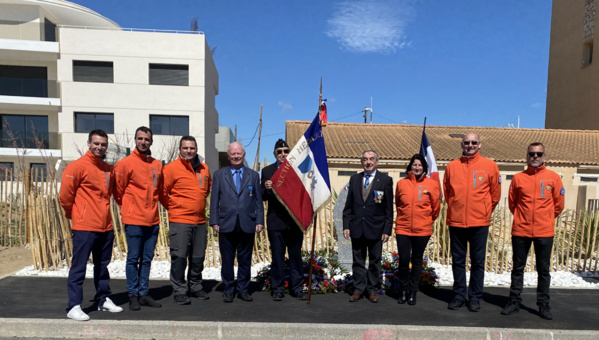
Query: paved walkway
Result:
<box><xmin>0</xmin><ymin>276</ymin><xmax>598</xmax><ymax>339</ymax></box>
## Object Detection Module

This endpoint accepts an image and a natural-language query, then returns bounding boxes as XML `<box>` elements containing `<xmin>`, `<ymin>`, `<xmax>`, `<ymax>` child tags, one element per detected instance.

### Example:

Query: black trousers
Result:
<box><xmin>396</xmin><ymin>234</ymin><xmax>431</xmax><ymax>291</ymax></box>
<box><xmin>509</xmin><ymin>236</ymin><xmax>553</xmax><ymax>305</ymax></box>
<box><xmin>351</xmin><ymin>235</ymin><xmax>382</xmax><ymax>294</ymax></box>
<box><xmin>168</xmin><ymin>223</ymin><xmax>207</xmax><ymax>295</ymax></box>
<box><xmin>449</xmin><ymin>226</ymin><xmax>489</xmax><ymax>302</ymax></box>
<box><xmin>268</xmin><ymin>227</ymin><xmax>304</xmax><ymax>295</ymax></box>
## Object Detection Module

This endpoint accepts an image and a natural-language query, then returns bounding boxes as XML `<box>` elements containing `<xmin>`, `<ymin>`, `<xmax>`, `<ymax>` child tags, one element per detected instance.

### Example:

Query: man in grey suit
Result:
<box><xmin>210</xmin><ymin>142</ymin><xmax>264</xmax><ymax>303</ymax></box>
<box><xmin>343</xmin><ymin>149</ymin><xmax>393</xmax><ymax>303</ymax></box>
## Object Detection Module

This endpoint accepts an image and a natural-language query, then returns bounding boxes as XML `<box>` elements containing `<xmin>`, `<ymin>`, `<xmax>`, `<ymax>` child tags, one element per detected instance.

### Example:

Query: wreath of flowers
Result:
<box><xmin>255</xmin><ymin>251</ymin><xmax>438</xmax><ymax>295</ymax></box>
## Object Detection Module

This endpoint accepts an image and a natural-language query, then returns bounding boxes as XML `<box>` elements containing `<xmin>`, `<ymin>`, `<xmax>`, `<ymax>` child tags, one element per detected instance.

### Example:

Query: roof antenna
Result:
<box><xmin>364</xmin><ymin>97</ymin><xmax>373</xmax><ymax>123</ymax></box>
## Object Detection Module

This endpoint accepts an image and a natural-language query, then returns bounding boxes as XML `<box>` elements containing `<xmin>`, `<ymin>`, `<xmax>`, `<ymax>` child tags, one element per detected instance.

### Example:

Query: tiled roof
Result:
<box><xmin>285</xmin><ymin>121</ymin><xmax>599</xmax><ymax>165</ymax></box>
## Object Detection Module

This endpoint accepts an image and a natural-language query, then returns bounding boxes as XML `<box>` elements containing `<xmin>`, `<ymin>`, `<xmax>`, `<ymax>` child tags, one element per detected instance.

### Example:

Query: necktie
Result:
<box><xmin>364</xmin><ymin>174</ymin><xmax>371</xmax><ymax>190</ymax></box>
<box><xmin>234</xmin><ymin>170</ymin><xmax>241</xmax><ymax>194</ymax></box>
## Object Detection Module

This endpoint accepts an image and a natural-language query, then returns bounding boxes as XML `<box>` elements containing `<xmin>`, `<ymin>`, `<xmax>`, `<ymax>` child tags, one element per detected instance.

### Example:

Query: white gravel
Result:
<box><xmin>14</xmin><ymin>259</ymin><xmax>599</xmax><ymax>288</ymax></box>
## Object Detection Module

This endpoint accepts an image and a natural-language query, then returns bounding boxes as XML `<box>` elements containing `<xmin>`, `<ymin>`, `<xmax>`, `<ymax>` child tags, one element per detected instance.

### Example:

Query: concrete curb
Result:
<box><xmin>1</xmin><ymin>318</ymin><xmax>598</xmax><ymax>339</ymax></box>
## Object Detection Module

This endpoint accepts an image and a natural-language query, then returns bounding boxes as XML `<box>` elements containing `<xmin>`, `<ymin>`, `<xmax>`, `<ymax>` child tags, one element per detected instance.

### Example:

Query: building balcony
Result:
<box><xmin>0</xmin><ymin>19</ymin><xmax>57</xmax><ymax>42</ymax></box>
<box><xmin>0</xmin><ymin>78</ymin><xmax>60</xmax><ymax>111</ymax></box>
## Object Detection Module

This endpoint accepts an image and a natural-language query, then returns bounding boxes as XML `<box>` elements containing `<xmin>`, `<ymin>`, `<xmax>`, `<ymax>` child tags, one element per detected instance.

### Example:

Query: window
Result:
<box><xmin>0</xmin><ymin>162</ymin><xmax>13</xmax><ymax>181</ymax></box>
<box><xmin>0</xmin><ymin>114</ymin><xmax>49</xmax><ymax>148</ymax></box>
<box><xmin>149</xmin><ymin>64</ymin><xmax>189</xmax><ymax>86</ymax></box>
<box><xmin>506</xmin><ymin>175</ymin><xmax>514</xmax><ymax>180</ymax></box>
<box><xmin>74</xmin><ymin>112</ymin><xmax>114</xmax><ymax>134</ymax></box>
<box><xmin>0</xmin><ymin>65</ymin><xmax>48</xmax><ymax>97</ymax></box>
<box><xmin>583</xmin><ymin>41</ymin><xmax>594</xmax><ymax>66</ymax></box>
<box><xmin>580</xmin><ymin>176</ymin><xmax>598</xmax><ymax>182</ymax></box>
<box><xmin>30</xmin><ymin>163</ymin><xmax>48</xmax><ymax>181</ymax></box>
<box><xmin>43</xmin><ymin>18</ymin><xmax>56</xmax><ymax>42</ymax></box>
<box><xmin>150</xmin><ymin>115</ymin><xmax>189</xmax><ymax>135</ymax></box>
<box><xmin>73</xmin><ymin>61</ymin><xmax>114</xmax><ymax>83</ymax></box>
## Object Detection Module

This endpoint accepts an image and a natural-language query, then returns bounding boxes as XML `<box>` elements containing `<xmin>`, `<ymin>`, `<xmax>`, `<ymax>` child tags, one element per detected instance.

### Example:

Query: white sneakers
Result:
<box><xmin>98</xmin><ymin>297</ymin><xmax>123</xmax><ymax>313</ymax></box>
<box><xmin>66</xmin><ymin>305</ymin><xmax>90</xmax><ymax>321</ymax></box>
<box><xmin>67</xmin><ymin>298</ymin><xmax>123</xmax><ymax>321</ymax></box>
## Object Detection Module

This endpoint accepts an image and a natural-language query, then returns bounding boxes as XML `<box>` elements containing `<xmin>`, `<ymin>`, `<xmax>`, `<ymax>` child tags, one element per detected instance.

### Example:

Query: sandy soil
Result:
<box><xmin>0</xmin><ymin>246</ymin><xmax>32</xmax><ymax>277</ymax></box>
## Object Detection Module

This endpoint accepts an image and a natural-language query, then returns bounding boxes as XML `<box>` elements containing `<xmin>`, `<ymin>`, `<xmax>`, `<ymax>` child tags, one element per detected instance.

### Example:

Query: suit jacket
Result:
<box><xmin>209</xmin><ymin>166</ymin><xmax>264</xmax><ymax>233</ymax></box>
<box><xmin>261</xmin><ymin>162</ymin><xmax>297</xmax><ymax>231</ymax></box>
<box><xmin>343</xmin><ymin>171</ymin><xmax>394</xmax><ymax>240</ymax></box>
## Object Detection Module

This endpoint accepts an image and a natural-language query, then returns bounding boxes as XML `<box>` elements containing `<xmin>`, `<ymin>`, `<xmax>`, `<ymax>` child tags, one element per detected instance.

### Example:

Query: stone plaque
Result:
<box><xmin>333</xmin><ymin>182</ymin><xmax>352</xmax><ymax>271</ymax></box>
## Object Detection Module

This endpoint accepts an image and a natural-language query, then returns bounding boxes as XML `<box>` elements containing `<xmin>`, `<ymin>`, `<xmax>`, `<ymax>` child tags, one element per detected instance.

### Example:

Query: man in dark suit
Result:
<box><xmin>210</xmin><ymin>142</ymin><xmax>264</xmax><ymax>303</ymax></box>
<box><xmin>261</xmin><ymin>139</ymin><xmax>307</xmax><ymax>301</ymax></box>
<box><xmin>343</xmin><ymin>149</ymin><xmax>393</xmax><ymax>303</ymax></box>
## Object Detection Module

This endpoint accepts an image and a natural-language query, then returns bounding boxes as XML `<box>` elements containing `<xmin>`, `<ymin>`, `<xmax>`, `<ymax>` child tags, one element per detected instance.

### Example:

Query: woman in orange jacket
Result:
<box><xmin>395</xmin><ymin>154</ymin><xmax>440</xmax><ymax>306</ymax></box>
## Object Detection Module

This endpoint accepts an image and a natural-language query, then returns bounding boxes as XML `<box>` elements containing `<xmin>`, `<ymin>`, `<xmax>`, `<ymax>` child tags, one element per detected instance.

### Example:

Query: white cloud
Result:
<box><xmin>278</xmin><ymin>101</ymin><xmax>293</xmax><ymax>113</ymax></box>
<box><xmin>326</xmin><ymin>0</ymin><xmax>413</xmax><ymax>54</ymax></box>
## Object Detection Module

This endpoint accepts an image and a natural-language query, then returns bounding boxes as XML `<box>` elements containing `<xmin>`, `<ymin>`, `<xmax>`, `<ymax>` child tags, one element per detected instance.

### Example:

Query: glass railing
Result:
<box><xmin>0</xmin><ymin>131</ymin><xmax>59</xmax><ymax>150</ymax></box>
<box><xmin>0</xmin><ymin>19</ymin><xmax>56</xmax><ymax>42</ymax></box>
<box><xmin>0</xmin><ymin>78</ymin><xmax>59</xmax><ymax>98</ymax></box>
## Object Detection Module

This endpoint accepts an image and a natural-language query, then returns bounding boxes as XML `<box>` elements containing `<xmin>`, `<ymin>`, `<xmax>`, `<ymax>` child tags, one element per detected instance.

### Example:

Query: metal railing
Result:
<box><xmin>58</xmin><ymin>25</ymin><xmax>204</xmax><ymax>35</ymax></box>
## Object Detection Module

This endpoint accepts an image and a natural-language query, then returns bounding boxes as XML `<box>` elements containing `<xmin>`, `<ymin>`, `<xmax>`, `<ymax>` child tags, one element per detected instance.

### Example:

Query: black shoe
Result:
<box><xmin>468</xmin><ymin>300</ymin><xmax>481</xmax><ymax>312</ymax></box>
<box><xmin>448</xmin><ymin>297</ymin><xmax>466</xmax><ymax>310</ymax></box>
<box><xmin>272</xmin><ymin>292</ymin><xmax>284</xmax><ymax>301</ymax></box>
<box><xmin>407</xmin><ymin>291</ymin><xmax>417</xmax><ymax>306</ymax></box>
<box><xmin>139</xmin><ymin>294</ymin><xmax>162</xmax><ymax>308</ymax></box>
<box><xmin>294</xmin><ymin>292</ymin><xmax>308</xmax><ymax>300</ymax></box>
<box><xmin>222</xmin><ymin>293</ymin><xmax>234</xmax><ymax>303</ymax></box>
<box><xmin>539</xmin><ymin>304</ymin><xmax>553</xmax><ymax>320</ymax></box>
<box><xmin>501</xmin><ymin>299</ymin><xmax>520</xmax><ymax>315</ymax></box>
<box><xmin>237</xmin><ymin>292</ymin><xmax>253</xmax><ymax>302</ymax></box>
<box><xmin>129</xmin><ymin>295</ymin><xmax>140</xmax><ymax>311</ymax></box>
<box><xmin>173</xmin><ymin>294</ymin><xmax>191</xmax><ymax>305</ymax></box>
<box><xmin>190</xmin><ymin>290</ymin><xmax>210</xmax><ymax>300</ymax></box>
<box><xmin>397</xmin><ymin>290</ymin><xmax>407</xmax><ymax>304</ymax></box>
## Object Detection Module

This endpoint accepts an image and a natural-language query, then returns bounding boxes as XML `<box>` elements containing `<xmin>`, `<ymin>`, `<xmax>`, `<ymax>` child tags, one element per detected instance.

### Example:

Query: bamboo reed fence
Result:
<box><xmin>2</xmin><ymin>169</ymin><xmax>598</xmax><ymax>275</ymax></box>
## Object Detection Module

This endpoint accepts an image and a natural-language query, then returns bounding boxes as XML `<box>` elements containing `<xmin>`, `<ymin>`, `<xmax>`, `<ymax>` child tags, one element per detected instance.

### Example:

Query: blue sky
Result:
<box><xmin>70</xmin><ymin>0</ymin><xmax>552</xmax><ymax>164</ymax></box>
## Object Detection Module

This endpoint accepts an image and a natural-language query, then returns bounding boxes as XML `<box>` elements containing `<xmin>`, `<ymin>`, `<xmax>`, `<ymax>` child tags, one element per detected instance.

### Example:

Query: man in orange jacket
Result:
<box><xmin>59</xmin><ymin>129</ymin><xmax>123</xmax><ymax>321</ymax></box>
<box><xmin>444</xmin><ymin>132</ymin><xmax>501</xmax><ymax>312</ymax></box>
<box><xmin>113</xmin><ymin>126</ymin><xmax>163</xmax><ymax>311</ymax></box>
<box><xmin>160</xmin><ymin>136</ymin><xmax>211</xmax><ymax>305</ymax></box>
<box><xmin>501</xmin><ymin>142</ymin><xmax>564</xmax><ymax>320</ymax></box>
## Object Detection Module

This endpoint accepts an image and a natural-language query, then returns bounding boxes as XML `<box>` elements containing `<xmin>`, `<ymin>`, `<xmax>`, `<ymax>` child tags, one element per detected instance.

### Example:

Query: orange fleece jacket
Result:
<box><xmin>59</xmin><ymin>151</ymin><xmax>113</xmax><ymax>232</ymax></box>
<box><xmin>160</xmin><ymin>156</ymin><xmax>211</xmax><ymax>224</ymax></box>
<box><xmin>444</xmin><ymin>152</ymin><xmax>501</xmax><ymax>228</ymax></box>
<box><xmin>395</xmin><ymin>172</ymin><xmax>441</xmax><ymax>236</ymax></box>
<box><xmin>509</xmin><ymin>165</ymin><xmax>565</xmax><ymax>238</ymax></box>
<box><xmin>113</xmin><ymin>148</ymin><xmax>163</xmax><ymax>226</ymax></box>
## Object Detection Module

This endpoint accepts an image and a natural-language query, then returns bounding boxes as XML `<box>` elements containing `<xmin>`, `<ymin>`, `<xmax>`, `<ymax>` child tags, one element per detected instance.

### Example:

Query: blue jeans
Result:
<box><xmin>125</xmin><ymin>225</ymin><xmax>159</xmax><ymax>296</ymax></box>
<box><xmin>449</xmin><ymin>226</ymin><xmax>489</xmax><ymax>302</ymax></box>
<box><xmin>67</xmin><ymin>230</ymin><xmax>114</xmax><ymax>311</ymax></box>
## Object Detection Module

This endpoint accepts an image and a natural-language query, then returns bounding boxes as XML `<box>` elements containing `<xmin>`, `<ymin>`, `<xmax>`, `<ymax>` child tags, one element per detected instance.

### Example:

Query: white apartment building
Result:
<box><xmin>0</xmin><ymin>0</ymin><xmax>219</xmax><ymax>175</ymax></box>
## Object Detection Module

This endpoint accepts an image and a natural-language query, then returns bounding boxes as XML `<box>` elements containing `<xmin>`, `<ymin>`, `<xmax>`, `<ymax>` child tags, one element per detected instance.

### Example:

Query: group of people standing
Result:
<box><xmin>342</xmin><ymin>132</ymin><xmax>564</xmax><ymax>320</ymax></box>
<box><xmin>58</xmin><ymin>128</ymin><xmax>565</xmax><ymax>322</ymax></box>
<box><xmin>59</xmin><ymin>127</ymin><xmax>290</xmax><ymax>321</ymax></box>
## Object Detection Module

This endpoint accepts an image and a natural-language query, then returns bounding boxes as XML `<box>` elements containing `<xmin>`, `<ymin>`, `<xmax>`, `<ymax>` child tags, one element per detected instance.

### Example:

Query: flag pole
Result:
<box><xmin>307</xmin><ymin>78</ymin><xmax>324</xmax><ymax>304</ymax></box>
<box><xmin>423</xmin><ymin>117</ymin><xmax>427</xmax><ymax>130</ymax></box>
<box><xmin>307</xmin><ymin>214</ymin><xmax>317</xmax><ymax>304</ymax></box>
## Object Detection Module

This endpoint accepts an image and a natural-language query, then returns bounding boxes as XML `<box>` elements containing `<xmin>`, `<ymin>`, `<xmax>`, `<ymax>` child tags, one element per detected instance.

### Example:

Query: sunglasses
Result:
<box><xmin>276</xmin><ymin>149</ymin><xmax>290</xmax><ymax>155</ymax></box>
<box><xmin>463</xmin><ymin>140</ymin><xmax>479</xmax><ymax>145</ymax></box>
<box><xmin>528</xmin><ymin>152</ymin><xmax>544</xmax><ymax>157</ymax></box>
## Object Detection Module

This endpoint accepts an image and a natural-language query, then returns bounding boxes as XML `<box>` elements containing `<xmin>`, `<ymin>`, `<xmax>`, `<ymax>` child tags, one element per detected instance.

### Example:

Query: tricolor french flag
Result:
<box><xmin>419</xmin><ymin>126</ymin><xmax>443</xmax><ymax>198</ymax></box>
<box><xmin>271</xmin><ymin>113</ymin><xmax>331</xmax><ymax>231</ymax></box>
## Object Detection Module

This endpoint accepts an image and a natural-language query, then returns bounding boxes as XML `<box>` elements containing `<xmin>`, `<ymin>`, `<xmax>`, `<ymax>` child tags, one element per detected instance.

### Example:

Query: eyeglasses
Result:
<box><xmin>276</xmin><ymin>149</ymin><xmax>290</xmax><ymax>155</ymax></box>
<box><xmin>528</xmin><ymin>152</ymin><xmax>544</xmax><ymax>157</ymax></box>
<box><xmin>463</xmin><ymin>141</ymin><xmax>479</xmax><ymax>145</ymax></box>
